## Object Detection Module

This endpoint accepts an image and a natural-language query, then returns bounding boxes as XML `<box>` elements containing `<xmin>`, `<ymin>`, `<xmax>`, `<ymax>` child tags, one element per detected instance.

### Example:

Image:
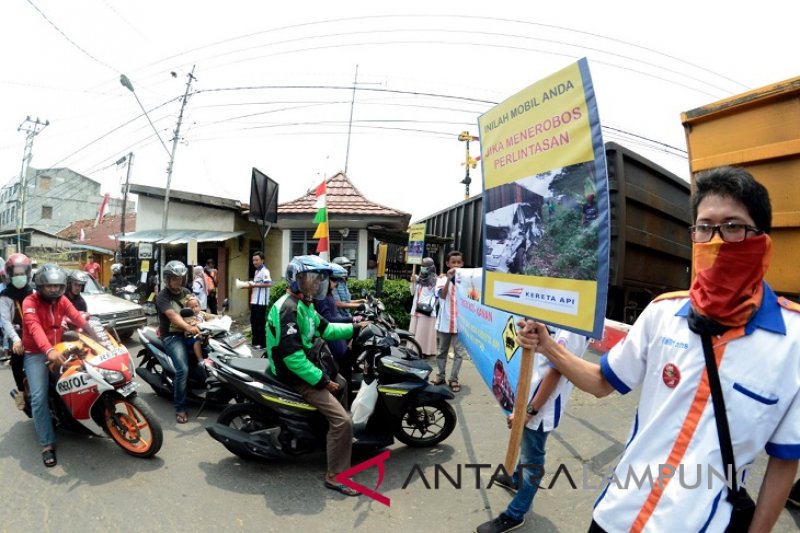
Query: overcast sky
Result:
<box><xmin>1</xmin><ymin>1</ymin><xmax>796</xmax><ymax>223</ymax></box>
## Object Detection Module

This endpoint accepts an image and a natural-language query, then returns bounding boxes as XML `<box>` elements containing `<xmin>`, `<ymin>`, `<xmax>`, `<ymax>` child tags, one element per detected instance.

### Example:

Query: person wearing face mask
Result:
<box><xmin>265</xmin><ymin>255</ymin><xmax>368</xmax><ymax>497</ymax></box>
<box><xmin>508</xmin><ymin>167</ymin><xmax>799</xmax><ymax>533</ymax></box>
<box><xmin>409</xmin><ymin>257</ymin><xmax>438</xmax><ymax>358</ymax></box>
<box><xmin>1</xmin><ymin>253</ymin><xmax>35</xmax><ymax>411</ymax></box>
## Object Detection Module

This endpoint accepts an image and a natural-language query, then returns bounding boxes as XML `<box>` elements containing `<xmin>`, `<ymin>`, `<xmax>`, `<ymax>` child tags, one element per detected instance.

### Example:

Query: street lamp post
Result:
<box><xmin>120</xmin><ymin>67</ymin><xmax>196</xmax><ymax>276</ymax></box>
<box><xmin>458</xmin><ymin>131</ymin><xmax>480</xmax><ymax>199</ymax></box>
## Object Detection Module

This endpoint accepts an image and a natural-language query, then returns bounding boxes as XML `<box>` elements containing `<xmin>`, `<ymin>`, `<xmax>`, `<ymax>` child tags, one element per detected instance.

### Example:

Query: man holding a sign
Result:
<box><xmin>477</xmin><ymin>329</ymin><xmax>588</xmax><ymax>533</ymax></box>
<box><xmin>517</xmin><ymin>167</ymin><xmax>800</xmax><ymax>533</ymax></box>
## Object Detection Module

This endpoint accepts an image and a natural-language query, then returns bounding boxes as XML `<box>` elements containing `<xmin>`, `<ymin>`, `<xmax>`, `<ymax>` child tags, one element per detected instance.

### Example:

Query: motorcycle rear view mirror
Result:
<box><xmin>222</xmin><ymin>298</ymin><xmax>229</xmax><ymax>313</ymax></box>
<box><xmin>180</xmin><ymin>308</ymin><xmax>194</xmax><ymax>318</ymax></box>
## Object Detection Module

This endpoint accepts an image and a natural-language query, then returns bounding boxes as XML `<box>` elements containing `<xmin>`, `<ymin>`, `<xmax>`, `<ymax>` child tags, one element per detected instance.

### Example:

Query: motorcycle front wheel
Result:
<box><xmin>394</xmin><ymin>400</ymin><xmax>456</xmax><ymax>447</ymax></box>
<box><xmin>143</xmin><ymin>357</ymin><xmax>171</xmax><ymax>398</ymax></box>
<box><xmin>216</xmin><ymin>403</ymin><xmax>280</xmax><ymax>461</ymax></box>
<box><xmin>103</xmin><ymin>394</ymin><xmax>163</xmax><ymax>458</ymax></box>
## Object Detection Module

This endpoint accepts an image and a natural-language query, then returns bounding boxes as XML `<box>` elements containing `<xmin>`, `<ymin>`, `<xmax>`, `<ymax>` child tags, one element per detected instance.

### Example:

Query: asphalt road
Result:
<box><xmin>0</xmin><ymin>339</ymin><xmax>798</xmax><ymax>532</ymax></box>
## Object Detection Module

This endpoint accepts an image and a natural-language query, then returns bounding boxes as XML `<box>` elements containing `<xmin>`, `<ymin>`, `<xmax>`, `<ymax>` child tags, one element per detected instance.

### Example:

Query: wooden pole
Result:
<box><xmin>503</xmin><ymin>345</ymin><xmax>535</xmax><ymax>473</ymax></box>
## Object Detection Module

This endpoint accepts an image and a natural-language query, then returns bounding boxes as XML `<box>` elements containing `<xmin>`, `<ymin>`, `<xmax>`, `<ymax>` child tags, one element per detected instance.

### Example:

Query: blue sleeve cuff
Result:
<box><xmin>600</xmin><ymin>353</ymin><xmax>631</xmax><ymax>395</ymax></box>
<box><xmin>765</xmin><ymin>442</ymin><xmax>800</xmax><ymax>459</ymax></box>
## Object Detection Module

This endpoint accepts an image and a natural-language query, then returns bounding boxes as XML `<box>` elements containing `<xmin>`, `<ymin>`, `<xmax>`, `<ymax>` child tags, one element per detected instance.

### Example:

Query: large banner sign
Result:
<box><xmin>478</xmin><ymin>58</ymin><xmax>609</xmax><ymax>338</ymax></box>
<box><xmin>456</xmin><ymin>268</ymin><xmax>523</xmax><ymax>412</ymax></box>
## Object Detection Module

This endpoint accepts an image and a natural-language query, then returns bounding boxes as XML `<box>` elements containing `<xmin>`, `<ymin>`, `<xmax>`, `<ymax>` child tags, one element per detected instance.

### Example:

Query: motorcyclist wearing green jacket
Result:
<box><xmin>265</xmin><ymin>255</ymin><xmax>365</xmax><ymax>497</ymax></box>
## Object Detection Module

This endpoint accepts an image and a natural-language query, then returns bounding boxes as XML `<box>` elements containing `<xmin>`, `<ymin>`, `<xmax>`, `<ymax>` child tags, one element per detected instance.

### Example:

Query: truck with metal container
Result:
<box><xmin>681</xmin><ymin>75</ymin><xmax>800</xmax><ymax>300</ymax></box>
<box><xmin>417</xmin><ymin>141</ymin><xmax>692</xmax><ymax>323</ymax></box>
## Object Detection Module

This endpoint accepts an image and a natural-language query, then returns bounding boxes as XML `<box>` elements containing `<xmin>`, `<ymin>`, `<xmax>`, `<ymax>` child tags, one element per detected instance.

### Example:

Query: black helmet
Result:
<box><xmin>163</xmin><ymin>260</ymin><xmax>188</xmax><ymax>282</ymax></box>
<box><xmin>67</xmin><ymin>270</ymin><xmax>90</xmax><ymax>287</ymax></box>
<box><xmin>34</xmin><ymin>264</ymin><xmax>67</xmax><ymax>302</ymax></box>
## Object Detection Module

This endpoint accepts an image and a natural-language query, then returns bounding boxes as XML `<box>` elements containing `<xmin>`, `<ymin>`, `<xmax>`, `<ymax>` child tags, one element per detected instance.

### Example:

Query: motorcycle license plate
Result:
<box><xmin>118</xmin><ymin>381</ymin><xmax>139</xmax><ymax>397</ymax></box>
<box><xmin>226</xmin><ymin>333</ymin><xmax>247</xmax><ymax>348</ymax></box>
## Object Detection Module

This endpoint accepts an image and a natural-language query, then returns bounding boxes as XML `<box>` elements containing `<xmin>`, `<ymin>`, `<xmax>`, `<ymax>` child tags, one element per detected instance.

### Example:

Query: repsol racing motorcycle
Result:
<box><xmin>204</xmin><ymin>326</ymin><xmax>457</xmax><ymax>461</ymax></box>
<box><xmin>22</xmin><ymin>320</ymin><xmax>162</xmax><ymax>457</ymax></box>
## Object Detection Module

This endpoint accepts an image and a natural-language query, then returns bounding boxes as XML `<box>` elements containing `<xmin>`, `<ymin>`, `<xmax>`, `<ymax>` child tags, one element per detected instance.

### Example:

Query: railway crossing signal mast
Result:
<box><xmin>458</xmin><ymin>131</ymin><xmax>480</xmax><ymax>199</ymax></box>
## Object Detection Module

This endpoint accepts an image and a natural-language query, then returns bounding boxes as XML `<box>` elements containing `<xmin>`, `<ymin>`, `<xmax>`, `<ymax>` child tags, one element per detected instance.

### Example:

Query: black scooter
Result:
<box><xmin>356</xmin><ymin>291</ymin><xmax>423</xmax><ymax>358</ymax></box>
<box><xmin>136</xmin><ymin>310</ymin><xmax>235</xmax><ymax>409</ymax></box>
<box><xmin>204</xmin><ymin>327</ymin><xmax>456</xmax><ymax>461</ymax></box>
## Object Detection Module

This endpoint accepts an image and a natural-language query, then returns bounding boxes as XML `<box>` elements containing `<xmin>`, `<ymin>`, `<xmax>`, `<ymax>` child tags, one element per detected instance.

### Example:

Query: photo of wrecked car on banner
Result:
<box><xmin>471</xmin><ymin>58</ymin><xmax>610</xmax><ymax>406</ymax></box>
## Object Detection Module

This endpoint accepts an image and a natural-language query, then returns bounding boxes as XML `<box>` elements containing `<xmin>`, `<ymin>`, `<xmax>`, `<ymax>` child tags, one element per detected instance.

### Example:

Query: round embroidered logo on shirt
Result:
<box><xmin>662</xmin><ymin>363</ymin><xmax>680</xmax><ymax>388</ymax></box>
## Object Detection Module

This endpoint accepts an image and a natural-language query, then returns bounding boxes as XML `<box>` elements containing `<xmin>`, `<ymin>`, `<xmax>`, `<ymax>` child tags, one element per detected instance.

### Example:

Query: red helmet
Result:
<box><xmin>5</xmin><ymin>253</ymin><xmax>32</xmax><ymax>286</ymax></box>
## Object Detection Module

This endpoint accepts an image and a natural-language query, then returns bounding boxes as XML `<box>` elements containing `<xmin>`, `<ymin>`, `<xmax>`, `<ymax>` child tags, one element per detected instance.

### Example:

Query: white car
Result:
<box><xmin>82</xmin><ymin>276</ymin><xmax>147</xmax><ymax>339</ymax></box>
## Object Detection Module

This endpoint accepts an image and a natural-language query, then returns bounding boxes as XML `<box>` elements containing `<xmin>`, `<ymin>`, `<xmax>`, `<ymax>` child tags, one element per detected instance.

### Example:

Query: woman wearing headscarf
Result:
<box><xmin>191</xmin><ymin>265</ymin><xmax>208</xmax><ymax>311</ymax></box>
<box><xmin>409</xmin><ymin>257</ymin><xmax>438</xmax><ymax>357</ymax></box>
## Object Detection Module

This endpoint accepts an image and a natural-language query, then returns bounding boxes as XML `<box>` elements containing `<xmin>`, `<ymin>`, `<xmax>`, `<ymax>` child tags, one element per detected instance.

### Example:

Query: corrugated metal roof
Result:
<box><xmin>114</xmin><ymin>229</ymin><xmax>245</xmax><ymax>244</ymax></box>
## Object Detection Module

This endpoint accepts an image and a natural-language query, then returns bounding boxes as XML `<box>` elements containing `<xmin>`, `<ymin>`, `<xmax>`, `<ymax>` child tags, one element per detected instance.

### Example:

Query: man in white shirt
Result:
<box><xmin>477</xmin><ymin>329</ymin><xmax>588</xmax><ymax>533</ymax></box>
<box><xmin>518</xmin><ymin>167</ymin><xmax>799</xmax><ymax>532</ymax></box>
<box><xmin>243</xmin><ymin>251</ymin><xmax>272</xmax><ymax>348</ymax></box>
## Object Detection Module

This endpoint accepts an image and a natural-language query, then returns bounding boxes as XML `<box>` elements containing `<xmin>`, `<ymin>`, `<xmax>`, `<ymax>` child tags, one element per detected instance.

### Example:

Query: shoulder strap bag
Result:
<box><xmin>699</xmin><ymin>332</ymin><xmax>756</xmax><ymax>533</ymax></box>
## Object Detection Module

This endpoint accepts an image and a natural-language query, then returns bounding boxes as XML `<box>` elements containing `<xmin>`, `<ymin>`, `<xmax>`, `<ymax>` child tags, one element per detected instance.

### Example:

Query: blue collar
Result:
<box><xmin>675</xmin><ymin>282</ymin><xmax>786</xmax><ymax>336</ymax></box>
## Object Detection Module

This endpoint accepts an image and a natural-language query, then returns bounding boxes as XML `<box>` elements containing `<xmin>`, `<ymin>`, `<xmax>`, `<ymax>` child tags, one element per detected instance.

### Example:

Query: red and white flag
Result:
<box><xmin>94</xmin><ymin>193</ymin><xmax>110</xmax><ymax>227</ymax></box>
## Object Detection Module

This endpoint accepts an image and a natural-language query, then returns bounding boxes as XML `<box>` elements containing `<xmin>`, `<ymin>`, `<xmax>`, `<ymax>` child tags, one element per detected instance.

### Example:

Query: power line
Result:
<box><xmin>47</xmin><ymin>81</ymin><xmax>687</xmax><ymax>176</ymax></box>
<box><xmin>46</xmin><ymin>95</ymin><xmax>181</xmax><ymax>168</ymax></box>
<box><xmin>25</xmin><ymin>0</ymin><xmax>117</xmax><ymax>72</ymax></box>
<box><xmin>119</xmin><ymin>14</ymin><xmax>743</xmax><ymax>94</ymax></box>
<box><xmin>189</xmin><ymin>28</ymin><xmax>733</xmax><ymax>97</ymax></box>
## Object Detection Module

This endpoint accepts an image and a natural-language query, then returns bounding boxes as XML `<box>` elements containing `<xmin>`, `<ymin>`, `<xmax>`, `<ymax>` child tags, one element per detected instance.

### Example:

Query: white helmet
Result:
<box><xmin>111</xmin><ymin>263</ymin><xmax>123</xmax><ymax>274</ymax></box>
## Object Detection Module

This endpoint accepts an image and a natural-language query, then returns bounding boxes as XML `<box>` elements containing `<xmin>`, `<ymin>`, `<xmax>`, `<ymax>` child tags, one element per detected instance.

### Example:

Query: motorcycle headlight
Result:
<box><xmin>97</xmin><ymin>368</ymin><xmax>125</xmax><ymax>384</ymax></box>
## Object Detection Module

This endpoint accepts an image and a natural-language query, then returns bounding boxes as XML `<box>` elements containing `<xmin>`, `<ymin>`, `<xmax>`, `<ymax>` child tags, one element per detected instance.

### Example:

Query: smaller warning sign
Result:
<box><xmin>502</xmin><ymin>315</ymin><xmax>520</xmax><ymax>363</ymax></box>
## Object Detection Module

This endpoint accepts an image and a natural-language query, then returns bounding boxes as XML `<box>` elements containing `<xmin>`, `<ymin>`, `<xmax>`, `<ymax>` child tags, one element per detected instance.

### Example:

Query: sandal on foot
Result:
<box><xmin>325</xmin><ymin>481</ymin><xmax>359</xmax><ymax>497</ymax></box>
<box><xmin>176</xmin><ymin>412</ymin><xmax>189</xmax><ymax>424</ymax></box>
<box><xmin>42</xmin><ymin>448</ymin><xmax>57</xmax><ymax>468</ymax></box>
<box><xmin>449</xmin><ymin>380</ymin><xmax>461</xmax><ymax>393</ymax></box>
<box><xmin>430</xmin><ymin>378</ymin><xmax>446</xmax><ymax>386</ymax></box>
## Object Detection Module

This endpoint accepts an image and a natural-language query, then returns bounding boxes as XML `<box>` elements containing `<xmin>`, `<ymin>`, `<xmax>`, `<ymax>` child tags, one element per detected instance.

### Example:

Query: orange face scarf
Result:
<box><xmin>689</xmin><ymin>234</ymin><xmax>771</xmax><ymax>327</ymax></box>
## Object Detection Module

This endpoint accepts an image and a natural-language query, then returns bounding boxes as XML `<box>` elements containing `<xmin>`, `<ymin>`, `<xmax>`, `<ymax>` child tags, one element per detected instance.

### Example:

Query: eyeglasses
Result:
<box><xmin>688</xmin><ymin>222</ymin><xmax>763</xmax><ymax>243</ymax></box>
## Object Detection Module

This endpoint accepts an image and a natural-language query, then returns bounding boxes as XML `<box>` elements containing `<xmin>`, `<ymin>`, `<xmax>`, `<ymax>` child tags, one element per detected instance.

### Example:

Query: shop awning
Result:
<box><xmin>114</xmin><ymin>229</ymin><xmax>246</xmax><ymax>244</ymax></box>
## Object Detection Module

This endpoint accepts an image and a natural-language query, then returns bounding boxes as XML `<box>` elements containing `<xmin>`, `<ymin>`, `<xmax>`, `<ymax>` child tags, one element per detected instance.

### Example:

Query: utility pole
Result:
<box><xmin>344</xmin><ymin>65</ymin><xmax>358</xmax><ymax>174</ymax></box>
<box><xmin>120</xmin><ymin>66</ymin><xmax>196</xmax><ymax>285</ymax></box>
<box><xmin>16</xmin><ymin>116</ymin><xmax>49</xmax><ymax>253</ymax></box>
<box><xmin>163</xmin><ymin>66</ymin><xmax>196</xmax><ymax>242</ymax></box>
<box><xmin>116</xmin><ymin>152</ymin><xmax>134</xmax><ymax>257</ymax></box>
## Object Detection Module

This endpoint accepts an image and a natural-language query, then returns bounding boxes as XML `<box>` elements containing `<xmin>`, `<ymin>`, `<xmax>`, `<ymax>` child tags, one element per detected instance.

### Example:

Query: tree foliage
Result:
<box><xmin>527</xmin><ymin>206</ymin><xmax>599</xmax><ymax>280</ymax></box>
<box><xmin>267</xmin><ymin>278</ymin><xmax>414</xmax><ymax>330</ymax></box>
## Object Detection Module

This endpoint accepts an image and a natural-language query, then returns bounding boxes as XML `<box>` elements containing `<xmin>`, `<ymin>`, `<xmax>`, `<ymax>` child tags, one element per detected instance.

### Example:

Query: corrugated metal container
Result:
<box><xmin>682</xmin><ymin>76</ymin><xmax>800</xmax><ymax>296</ymax></box>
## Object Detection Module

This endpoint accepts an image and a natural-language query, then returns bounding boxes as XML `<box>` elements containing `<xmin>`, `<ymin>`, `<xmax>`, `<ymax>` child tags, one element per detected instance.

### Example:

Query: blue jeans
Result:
<box><xmin>506</xmin><ymin>426</ymin><xmax>549</xmax><ymax>521</ymax></box>
<box><xmin>164</xmin><ymin>335</ymin><xmax>190</xmax><ymax>413</ymax></box>
<box><xmin>24</xmin><ymin>353</ymin><xmax>55</xmax><ymax>447</ymax></box>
